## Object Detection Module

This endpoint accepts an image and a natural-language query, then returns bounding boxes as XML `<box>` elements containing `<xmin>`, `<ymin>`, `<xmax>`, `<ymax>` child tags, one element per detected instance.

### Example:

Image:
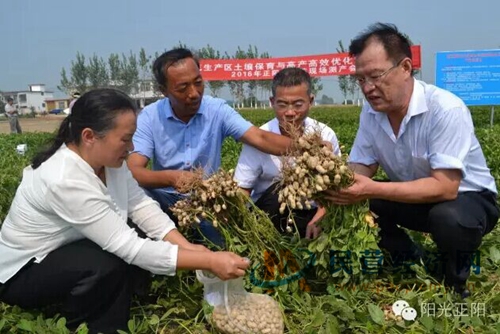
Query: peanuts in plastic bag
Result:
<box><xmin>196</xmin><ymin>270</ymin><xmax>284</xmax><ymax>334</ymax></box>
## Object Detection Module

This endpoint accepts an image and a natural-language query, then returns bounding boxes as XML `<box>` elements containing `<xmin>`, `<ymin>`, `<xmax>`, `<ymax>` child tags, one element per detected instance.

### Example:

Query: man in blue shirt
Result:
<box><xmin>326</xmin><ymin>23</ymin><xmax>499</xmax><ymax>298</ymax></box>
<box><xmin>128</xmin><ymin>48</ymin><xmax>296</xmax><ymax>247</ymax></box>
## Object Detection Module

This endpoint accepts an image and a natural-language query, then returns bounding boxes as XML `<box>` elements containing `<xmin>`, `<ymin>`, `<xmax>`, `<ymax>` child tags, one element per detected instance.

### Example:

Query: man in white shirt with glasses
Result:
<box><xmin>235</xmin><ymin>68</ymin><xmax>340</xmax><ymax>239</ymax></box>
<box><xmin>326</xmin><ymin>23</ymin><xmax>499</xmax><ymax>298</ymax></box>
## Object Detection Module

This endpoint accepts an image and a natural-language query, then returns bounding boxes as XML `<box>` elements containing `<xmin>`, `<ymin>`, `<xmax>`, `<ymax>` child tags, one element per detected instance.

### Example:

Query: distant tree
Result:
<box><xmin>225</xmin><ymin>51</ymin><xmax>238</xmax><ymax>104</ymax></box>
<box><xmin>138</xmin><ymin>48</ymin><xmax>151</xmax><ymax>95</ymax></box>
<box><xmin>108</xmin><ymin>53</ymin><xmax>121</xmax><ymax>83</ymax></box>
<box><xmin>60</xmin><ymin>50</ymin><xmax>143</xmax><ymax>96</ymax></box>
<box><xmin>198</xmin><ymin>44</ymin><xmax>225</xmax><ymax>97</ymax></box>
<box><xmin>71</xmin><ymin>52</ymin><xmax>88</xmax><ymax>94</ymax></box>
<box><xmin>107</xmin><ymin>52</ymin><xmax>139</xmax><ymax>94</ymax></box>
<box><xmin>87</xmin><ymin>54</ymin><xmax>109</xmax><ymax>90</ymax></box>
<box><xmin>337</xmin><ymin>74</ymin><xmax>348</xmax><ymax>102</ymax></box>
<box><xmin>58</xmin><ymin>52</ymin><xmax>88</xmax><ymax>94</ymax></box>
<box><xmin>138</xmin><ymin>48</ymin><xmax>152</xmax><ymax>81</ymax></box>
<box><xmin>336</xmin><ymin>40</ymin><xmax>358</xmax><ymax>103</ymax></box>
<box><xmin>58</xmin><ymin>68</ymin><xmax>72</xmax><ymax>95</ymax></box>
<box><xmin>173</xmin><ymin>41</ymin><xmax>189</xmax><ymax>50</ymax></box>
<box><xmin>319</xmin><ymin>94</ymin><xmax>334</xmax><ymax>105</ymax></box>
<box><xmin>311</xmin><ymin>77</ymin><xmax>323</xmax><ymax>97</ymax></box>
<box><xmin>226</xmin><ymin>47</ymin><xmax>246</xmax><ymax>106</ymax></box>
<box><xmin>118</xmin><ymin>52</ymin><xmax>139</xmax><ymax>94</ymax></box>
<box><xmin>257</xmin><ymin>51</ymin><xmax>272</xmax><ymax>102</ymax></box>
<box><xmin>246</xmin><ymin>45</ymin><xmax>259</xmax><ymax>105</ymax></box>
<box><xmin>336</xmin><ymin>41</ymin><xmax>349</xmax><ymax>101</ymax></box>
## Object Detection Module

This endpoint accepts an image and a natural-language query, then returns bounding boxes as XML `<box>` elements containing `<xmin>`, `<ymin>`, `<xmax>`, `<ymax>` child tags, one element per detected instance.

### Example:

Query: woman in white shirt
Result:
<box><xmin>0</xmin><ymin>88</ymin><xmax>249</xmax><ymax>334</ymax></box>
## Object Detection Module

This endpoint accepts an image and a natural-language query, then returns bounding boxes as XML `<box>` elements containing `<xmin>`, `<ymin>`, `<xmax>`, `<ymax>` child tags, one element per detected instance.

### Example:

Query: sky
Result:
<box><xmin>1</xmin><ymin>0</ymin><xmax>499</xmax><ymax>102</ymax></box>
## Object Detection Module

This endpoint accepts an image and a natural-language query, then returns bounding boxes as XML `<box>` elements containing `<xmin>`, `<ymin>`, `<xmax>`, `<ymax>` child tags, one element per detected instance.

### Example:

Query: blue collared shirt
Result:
<box><xmin>349</xmin><ymin>79</ymin><xmax>497</xmax><ymax>195</ymax></box>
<box><xmin>133</xmin><ymin>95</ymin><xmax>252</xmax><ymax>177</ymax></box>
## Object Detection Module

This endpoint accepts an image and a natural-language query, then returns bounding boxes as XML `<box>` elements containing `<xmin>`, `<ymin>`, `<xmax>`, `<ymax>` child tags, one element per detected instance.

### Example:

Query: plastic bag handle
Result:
<box><xmin>196</xmin><ymin>270</ymin><xmax>221</xmax><ymax>284</ymax></box>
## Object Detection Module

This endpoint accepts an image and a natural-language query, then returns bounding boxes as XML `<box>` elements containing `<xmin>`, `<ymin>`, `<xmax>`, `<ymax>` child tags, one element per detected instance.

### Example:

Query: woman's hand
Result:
<box><xmin>181</xmin><ymin>243</ymin><xmax>211</xmax><ymax>253</ymax></box>
<box><xmin>208</xmin><ymin>252</ymin><xmax>250</xmax><ymax>280</ymax></box>
<box><xmin>163</xmin><ymin>229</ymin><xmax>196</xmax><ymax>249</ymax></box>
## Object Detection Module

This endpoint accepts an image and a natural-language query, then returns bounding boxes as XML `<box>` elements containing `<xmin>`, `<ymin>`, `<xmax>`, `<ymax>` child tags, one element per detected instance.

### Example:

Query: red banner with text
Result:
<box><xmin>200</xmin><ymin>45</ymin><xmax>421</xmax><ymax>81</ymax></box>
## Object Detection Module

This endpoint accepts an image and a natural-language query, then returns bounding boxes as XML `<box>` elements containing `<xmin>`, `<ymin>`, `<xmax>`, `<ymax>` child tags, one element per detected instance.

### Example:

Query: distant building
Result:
<box><xmin>1</xmin><ymin>84</ymin><xmax>54</xmax><ymax>114</ymax></box>
<box><xmin>129</xmin><ymin>80</ymin><xmax>162</xmax><ymax>108</ymax></box>
<box><xmin>45</xmin><ymin>98</ymin><xmax>71</xmax><ymax>111</ymax></box>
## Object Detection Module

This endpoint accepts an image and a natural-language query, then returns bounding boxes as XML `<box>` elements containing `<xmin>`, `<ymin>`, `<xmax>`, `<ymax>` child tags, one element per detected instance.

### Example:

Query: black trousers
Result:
<box><xmin>0</xmin><ymin>239</ymin><xmax>150</xmax><ymax>334</ymax></box>
<box><xmin>370</xmin><ymin>190</ymin><xmax>499</xmax><ymax>287</ymax></box>
<box><xmin>255</xmin><ymin>183</ymin><xmax>318</xmax><ymax>238</ymax></box>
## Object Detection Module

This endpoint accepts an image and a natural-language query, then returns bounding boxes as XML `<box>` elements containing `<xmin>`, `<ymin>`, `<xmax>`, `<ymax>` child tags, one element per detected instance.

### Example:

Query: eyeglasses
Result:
<box><xmin>355</xmin><ymin>58</ymin><xmax>405</xmax><ymax>87</ymax></box>
<box><xmin>275</xmin><ymin>101</ymin><xmax>309</xmax><ymax>113</ymax></box>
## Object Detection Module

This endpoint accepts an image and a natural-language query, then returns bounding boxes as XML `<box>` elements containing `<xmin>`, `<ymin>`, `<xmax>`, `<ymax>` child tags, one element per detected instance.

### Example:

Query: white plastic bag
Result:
<box><xmin>196</xmin><ymin>270</ymin><xmax>284</xmax><ymax>334</ymax></box>
<box><xmin>16</xmin><ymin>144</ymin><xmax>27</xmax><ymax>155</ymax></box>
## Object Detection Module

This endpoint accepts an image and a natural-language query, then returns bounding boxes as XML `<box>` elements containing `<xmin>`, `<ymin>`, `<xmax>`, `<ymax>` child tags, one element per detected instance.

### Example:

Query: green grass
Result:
<box><xmin>0</xmin><ymin>106</ymin><xmax>499</xmax><ymax>333</ymax></box>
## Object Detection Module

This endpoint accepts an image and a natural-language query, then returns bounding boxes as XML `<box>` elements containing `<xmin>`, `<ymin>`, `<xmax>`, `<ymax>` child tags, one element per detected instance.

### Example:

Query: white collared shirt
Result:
<box><xmin>4</xmin><ymin>103</ymin><xmax>16</xmax><ymax>118</ymax></box>
<box><xmin>0</xmin><ymin>145</ymin><xmax>179</xmax><ymax>283</ymax></box>
<box><xmin>350</xmin><ymin>79</ymin><xmax>497</xmax><ymax>195</ymax></box>
<box><xmin>235</xmin><ymin>117</ymin><xmax>341</xmax><ymax>202</ymax></box>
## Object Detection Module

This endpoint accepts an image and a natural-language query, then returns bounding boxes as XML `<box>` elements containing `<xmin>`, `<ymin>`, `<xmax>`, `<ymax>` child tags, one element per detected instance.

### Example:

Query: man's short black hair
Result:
<box><xmin>271</xmin><ymin>67</ymin><xmax>312</xmax><ymax>97</ymax></box>
<box><xmin>7</xmin><ymin>97</ymin><xmax>13</xmax><ymax>102</ymax></box>
<box><xmin>349</xmin><ymin>23</ymin><xmax>413</xmax><ymax>66</ymax></box>
<box><xmin>152</xmin><ymin>48</ymin><xmax>200</xmax><ymax>90</ymax></box>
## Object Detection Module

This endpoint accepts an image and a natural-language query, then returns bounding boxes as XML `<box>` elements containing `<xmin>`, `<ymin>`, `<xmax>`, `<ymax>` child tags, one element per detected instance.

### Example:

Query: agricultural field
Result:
<box><xmin>0</xmin><ymin>115</ymin><xmax>64</xmax><ymax>135</ymax></box>
<box><xmin>0</xmin><ymin>106</ymin><xmax>499</xmax><ymax>333</ymax></box>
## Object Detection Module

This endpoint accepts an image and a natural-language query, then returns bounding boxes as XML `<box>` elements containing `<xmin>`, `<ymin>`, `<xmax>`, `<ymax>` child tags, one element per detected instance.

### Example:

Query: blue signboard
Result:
<box><xmin>435</xmin><ymin>49</ymin><xmax>500</xmax><ymax>106</ymax></box>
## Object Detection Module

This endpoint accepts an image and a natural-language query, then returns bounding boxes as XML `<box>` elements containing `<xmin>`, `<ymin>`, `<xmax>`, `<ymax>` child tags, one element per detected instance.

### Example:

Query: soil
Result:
<box><xmin>0</xmin><ymin>115</ymin><xmax>64</xmax><ymax>134</ymax></box>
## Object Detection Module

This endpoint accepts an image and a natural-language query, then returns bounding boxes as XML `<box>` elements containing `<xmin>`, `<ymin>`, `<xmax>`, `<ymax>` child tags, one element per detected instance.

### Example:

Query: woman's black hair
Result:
<box><xmin>31</xmin><ymin>88</ymin><xmax>137</xmax><ymax>169</ymax></box>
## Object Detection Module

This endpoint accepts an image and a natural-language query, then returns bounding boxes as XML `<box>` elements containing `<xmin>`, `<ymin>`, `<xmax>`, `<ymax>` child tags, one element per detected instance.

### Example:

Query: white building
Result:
<box><xmin>129</xmin><ymin>80</ymin><xmax>162</xmax><ymax>108</ymax></box>
<box><xmin>1</xmin><ymin>84</ymin><xmax>54</xmax><ymax>115</ymax></box>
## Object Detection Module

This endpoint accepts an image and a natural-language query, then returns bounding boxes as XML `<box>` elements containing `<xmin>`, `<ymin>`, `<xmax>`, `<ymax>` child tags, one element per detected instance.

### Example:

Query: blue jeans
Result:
<box><xmin>143</xmin><ymin>187</ymin><xmax>225</xmax><ymax>249</ymax></box>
